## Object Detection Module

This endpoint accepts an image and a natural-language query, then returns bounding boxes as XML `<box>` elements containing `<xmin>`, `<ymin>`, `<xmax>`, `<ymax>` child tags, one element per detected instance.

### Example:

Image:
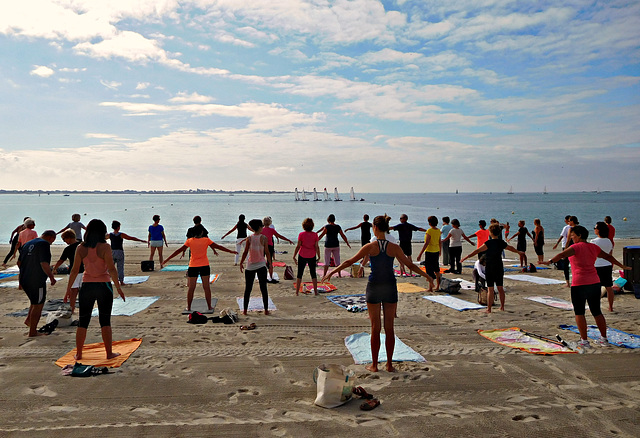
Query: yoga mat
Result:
<box><xmin>397</xmin><ymin>283</ymin><xmax>427</xmax><ymax>293</ymax></box>
<box><xmin>504</xmin><ymin>274</ymin><xmax>566</xmax><ymax>285</ymax></box>
<box><xmin>272</xmin><ymin>261</ymin><xmax>287</xmax><ymax>267</ymax></box>
<box><xmin>55</xmin><ymin>338</ymin><xmax>143</xmax><ymax>368</ymax></box>
<box><xmin>509</xmin><ymin>264</ymin><xmax>550</xmax><ymax>270</ymax></box>
<box><xmin>344</xmin><ymin>332</ymin><xmax>427</xmax><ymax>364</ymax></box>
<box><xmin>0</xmin><ymin>272</ymin><xmax>17</xmax><ymax>280</ymax></box>
<box><xmin>236</xmin><ymin>297</ymin><xmax>276</xmax><ymax>312</ymax></box>
<box><xmin>526</xmin><ymin>296</ymin><xmax>575</xmax><ymax>311</ymax></box>
<box><xmin>196</xmin><ymin>273</ymin><xmax>220</xmax><ymax>284</ymax></box>
<box><xmin>182</xmin><ymin>298</ymin><xmax>218</xmax><ymax>314</ymax></box>
<box><xmin>161</xmin><ymin>265</ymin><xmax>189</xmax><ymax>271</ymax></box>
<box><xmin>2</xmin><ymin>265</ymin><xmax>19</xmax><ymax>273</ymax></box>
<box><xmin>450</xmin><ymin>278</ymin><xmax>475</xmax><ymax>290</ymax></box>
<box><xmin>0</xmin><ymin>277</ymin><xmax>62</xmax><ymax>288</ymax></box>
<box><xmin>478</xmin><ymin>327</ymin><xmax>575</xmax><ymax>355</ymax></box>
<box><xmin>92</xmin><ymin>296</ymin><xmax>159</xmax><ymax>317</ymax></box>
<box><xmin>302</xmin><ymin>282</ymin><xmax>337</xmax><ymax>293</ymax></box>
<box><xmin>423</xmin><ymin>295</ymin><xmax>484</xmax><ymax>311</ymax></box>
<box><xmin>327</xmin><ymin>294</ymin><xmax>367</xmax><ymax>310</ymax></box>
<box><xmin>123</xmin><ymin>276</ymin><xmax>149</xmax><ymax>284</ymax></box>
<box><xmin>559</xmin><ymin>325</ymin><xmax>640</xmax><ymax>349</ymax></box>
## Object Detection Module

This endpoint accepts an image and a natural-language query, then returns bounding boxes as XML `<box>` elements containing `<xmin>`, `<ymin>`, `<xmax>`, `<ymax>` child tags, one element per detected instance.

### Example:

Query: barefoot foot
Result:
<box><xmin>365</xmin><ymin>364</ymin><xmax>379</xmax><ymax>372</ymax></box>
<box><xmin>106</xmin><ymin>352</ymin><xmax>121</xmax><ymax>359</ymax></box>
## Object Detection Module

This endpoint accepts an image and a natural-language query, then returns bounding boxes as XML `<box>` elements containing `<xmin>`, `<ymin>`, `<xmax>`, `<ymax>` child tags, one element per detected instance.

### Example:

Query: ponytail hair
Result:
<box><xmin>373</xmin><ymin>214</ymin><xmax>391</xmax><ymax>232</ymax></box>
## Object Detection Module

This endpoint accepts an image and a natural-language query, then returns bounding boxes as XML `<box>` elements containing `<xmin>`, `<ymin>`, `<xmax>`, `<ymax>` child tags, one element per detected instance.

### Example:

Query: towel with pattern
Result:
<box><xmin>559</xmin><ymin>325</ymin><xmax>640</xmax><ymax>349</ymax></box>
<box><xmin>0</xmin><ymin>272</ymin><xmax>17</xmax><ymax>280</ymax></box>
<box><xmin>423</xmin><ymin>295</ymin><xmax>485</xmax><ymax>311</ymax></box>
<box><xmin>344</xmin><ymin>332</ymin><xmax>427</xmax><ymax>364</ymax></box>
<box><xmin>327</xmin><ymin>294</ymin><xmax>367</xmax><ymax>310</ymax></box>
<box><xmin>197</xmin><ymin>274</ymin><xmax>220</xmax><ymax>284</ymax></box>
<box><xmin>478</xmin><ymin>327</ymin><xmax>576</xmax><ymax>355</ymax></box>
<box><xmin>302</xmin><ymin>282</ymin><xmax>337</xmax><ymax>293</ymax></box>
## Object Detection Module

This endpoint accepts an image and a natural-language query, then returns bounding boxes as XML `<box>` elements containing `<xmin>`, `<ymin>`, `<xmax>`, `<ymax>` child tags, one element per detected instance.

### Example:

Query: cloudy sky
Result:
<box><xmin>1</xmin><ymin>0</ymin><xmax>638</xmax><ymax>193</ymax></box>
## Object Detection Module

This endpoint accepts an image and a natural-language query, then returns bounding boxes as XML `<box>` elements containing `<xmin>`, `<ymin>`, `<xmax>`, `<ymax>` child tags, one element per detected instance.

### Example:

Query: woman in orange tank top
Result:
<box><xmin>67</xmin><ymin>219</ymin><xmax>125</xmax><ymax>360</ymax></box>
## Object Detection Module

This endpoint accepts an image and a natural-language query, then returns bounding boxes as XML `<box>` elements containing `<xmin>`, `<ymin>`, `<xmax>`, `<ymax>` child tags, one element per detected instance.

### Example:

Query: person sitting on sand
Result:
<box><xmin>107</xmin><ymin>220</ymin><xmax>146</xmax><ymax>286</ymax></box>
<box><xmin>240</xmin><ymin>219</ymin><xmax>273</xmax><ymax>315</ymax></box>
<box><xmin>322</xmin><ymin>215</ymin><xmax>433</xmax><ymax>372</ymax></box>
<box><xmin>461</xmin><ymin>224</ymin><xmax>524</xmax><ymax>313</ymax></box>
<box><xmin>293</xmin><ymin>218</ymin><xmax>321</xmax><ymax>296</ymax></box>
<box><xmin>416</xmin><ymin>216</ymin><xmax>441</xmax><ymax>291</ymax></box>
<box><xmin>542</xmin><ymin>226</ymin><xmax>630</xmax><ymax>348</ymax></box>
<box><xmin>67</xmin><ymin>219</ymin><xmax>124</xmax><ymax>359</ymax></box>
<box><xmin>163</xmin><ymin>228</ymin><xmax>237</xmax><ymax>312</ymax></box>
<box><xmin>53</xmin><ymin>229</ymin><xmax>83</xmax><ymax>312</ymax></box>
<box><xmin>17</xmin><ymin>230</ymin><xmax>57</xmax><ymax>337</ymax></box>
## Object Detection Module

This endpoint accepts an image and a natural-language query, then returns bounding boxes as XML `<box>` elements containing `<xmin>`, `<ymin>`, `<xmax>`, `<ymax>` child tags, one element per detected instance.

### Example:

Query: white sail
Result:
<box><xmin>301</xmin><ymin>188</ymin><xmax>309</xmax><ymax>201</ymax></box>
<box><xmin>295</xmin><ymin>188</ymin><xmax>300</xmax><ymax>201</ymax></box>
<box><xmin>313</xmin><ymin>188</ymin><xmax>319</xmax><ymax>201</ymax></box>
<box><xmin>350</xmin><ymin>187</ymin><xmax>356</xmax><ymax>201</ymax></box>
<box><xmin>323</xmin><ymin>188</ymin><xmax>329</xmax><ymax>201</ymax></box>
<box><xmin>508</xmin><ymin>185</ymin><xmax>514</xmax><ymax>194</ymax></box>
<box><xmin>334</xmin><ymin>187</ymin><xmax>342</xmax><ymax>201</ymax></box>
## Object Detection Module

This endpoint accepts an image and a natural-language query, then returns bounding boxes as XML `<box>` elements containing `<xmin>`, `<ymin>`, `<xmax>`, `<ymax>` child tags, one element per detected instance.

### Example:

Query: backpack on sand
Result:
<box><xmin>438</xmin><ymin>277</ymin><xmax>461</xmax><ymax>294</ymax></box>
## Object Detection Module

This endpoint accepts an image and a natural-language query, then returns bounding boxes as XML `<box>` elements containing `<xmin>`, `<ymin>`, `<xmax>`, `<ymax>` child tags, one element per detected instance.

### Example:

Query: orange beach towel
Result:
<box><xmin>55</xmin><ymin>338</ymin><xmax>143</xmax><ymax>368</ymax></box>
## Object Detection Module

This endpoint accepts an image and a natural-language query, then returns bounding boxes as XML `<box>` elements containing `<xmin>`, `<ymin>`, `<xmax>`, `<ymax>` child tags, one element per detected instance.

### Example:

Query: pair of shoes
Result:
<box><xmin>240</xmin><ymin>323</ymin><xmax>257</xmax><ymax>331</ymax></box>
<box><xmin>593</xmin><ymin>337</ymin><xmax>609</xmax><ymax>347</ymax></box>
<box><xmin>38</xmin><ymin>319</ymin><xmax>58</xmax><ymax>335</ymax></box>
<box><xmin>352</xmin><ymin>386</ymin><xmax>374</xmax><ymax>400</ymax></box>
<box><xmin>577</xmin><ymin>339</ymin><xmax>591</xmax><ymax>349</ymax></box>
<box><xmin>360</xmin><ymin>398</ymin><xmax>380</xmax><ymax>411</ymax></box>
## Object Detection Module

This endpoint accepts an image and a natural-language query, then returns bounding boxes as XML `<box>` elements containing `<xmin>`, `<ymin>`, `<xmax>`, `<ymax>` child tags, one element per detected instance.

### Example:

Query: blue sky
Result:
<box><xmin>1</xmin><ymin>0</ymin><xmax>638</xmax><ymax>192</ymax></box>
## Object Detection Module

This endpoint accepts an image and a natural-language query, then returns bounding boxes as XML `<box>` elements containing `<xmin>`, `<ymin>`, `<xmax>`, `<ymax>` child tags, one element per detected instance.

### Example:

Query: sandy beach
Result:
<box><xmin>0</xmin><ymin>239</ymin><xmax>639</xmax><ymax>437</ymax></box>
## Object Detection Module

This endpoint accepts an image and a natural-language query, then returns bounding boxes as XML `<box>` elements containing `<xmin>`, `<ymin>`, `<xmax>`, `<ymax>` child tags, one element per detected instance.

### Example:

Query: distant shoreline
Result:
<box><xmin>0</xmin><ymin>190</ymin><xmax>288</xmax><ymax>195</ymax></box>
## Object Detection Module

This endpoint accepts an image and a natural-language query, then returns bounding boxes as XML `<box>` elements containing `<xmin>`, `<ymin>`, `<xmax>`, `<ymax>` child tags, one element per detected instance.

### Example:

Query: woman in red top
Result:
<box><xmin>293</xmin><ymin>218</ymin><xmax>321</xmax><ymax>295</ymax></box>
<box><xmin>543</xmin><ymin>226</ymin><xmax>629</xmax><ymax>349</ymax></box>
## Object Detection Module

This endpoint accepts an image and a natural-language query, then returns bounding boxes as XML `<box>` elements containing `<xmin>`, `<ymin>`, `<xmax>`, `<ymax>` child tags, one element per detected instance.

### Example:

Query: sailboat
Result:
<box><xmin>350</xmin><ymin>187</ymin><xmax>364</xmax><ymax>201</ymax></box>
<box><xmin>313</xmin><ymin>188</ymin><xmax>320</xmax><ymax>201</ymax></box>
<box><xmin>543</xmin><ymin>186</ymin><xmax>548</xmax><ymax>195</ymax></box>
<box><xmin>323</xmin><ymin>188</ymin><xmax>330</xmax><ymax>201</ymax></box>
<box><xmin>507</xmin><ymin>186</ymin><xmax>514</xmax><ymax>194</ymax></box>
<box><xmin>333</xmin><ymin>187</ymin><xmax>342</xmax><ymax>201</ymax></box>
<box><xmin>301</xmin><ymin>188</ymin><xmax>310</xmax><ymax>201</ymax></box>
<box><xmin>294</xmin><ymin>188</ymin><xmax>300</xmax><ymax>201</ymax></box>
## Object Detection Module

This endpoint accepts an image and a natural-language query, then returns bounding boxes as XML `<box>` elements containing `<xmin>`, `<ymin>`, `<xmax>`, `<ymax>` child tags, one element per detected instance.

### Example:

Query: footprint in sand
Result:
<box><xmin>270</xmin><ymin>426</ymin><xmax>287</xmax><ymax>437</ymax></box>
<box><xmin>272</xmin><ymin>363</ymin><xmax>284</xmax><ymax>374</ymax></box>
<box><xmin>27</xmin><ymin>385</ymin><xmax>57</xmax><ymax>397</ymax></box>
<box><xmin>131</xmin><ymin>407</ymin><xmax>158</xmax><ymax>415</ymax></box>
<box><xmin>512</xmin><ymin>414</ymin><xmax>541</xmax><ymax>422</ymax></box>
<box><xmin>207</xmin><ymin>375</ymin><xmax>227</xmax><ymax>384</ymax></box>
<box><xmin>49</xmin><ymin>406</ymin><xmax>79</xmax><ymax>413</ymax></box>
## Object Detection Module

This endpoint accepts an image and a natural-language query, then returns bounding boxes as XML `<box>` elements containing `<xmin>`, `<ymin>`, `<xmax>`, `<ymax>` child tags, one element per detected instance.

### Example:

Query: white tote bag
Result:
<box><xmin>313</xmin><ymin>364</ymin><xmax>354</xmax><ymax>408</ymax></box>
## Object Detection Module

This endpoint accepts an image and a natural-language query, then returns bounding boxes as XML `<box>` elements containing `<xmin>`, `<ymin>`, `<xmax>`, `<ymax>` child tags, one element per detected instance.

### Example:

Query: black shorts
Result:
<box><xmin>571</xmin><ymin>283</ymin><xmax>602</xmax><ymax>316</ymax></box>
<box><xmin>399</xmin><ymin>240</ymin><xmax>412</xmax><ymax>257</ymax></box>
<box><xmin>517</xmin><ymin>242</ymin><xmax>526</xmax><ymax>252</ymax></box>
<box><xmin>423</xmin><ymin>251</ymin><xmax>439</xmax><ymax>278</ymax></box>
<box><xmin>595</xmin><ymin>265</ymin><xmax>613</xmax><ymax>287</ymax></box>
<box><xmin>485</xmin><ymin>263</ymin><xmax>504</xmax><ymax>288</ymax></box>
<box><xmin>23</xmin><ymin>284</ymin><xmax>46</xmax><ymax>305</ymax></box>
<box><xmin>366</xmin><ymin>281</ymin><xmax>398</xmax><ymax>304</ymax></box>
<box><xmin>187</xmin><ymin>265</ymin><xmax>211</xmax><ymax>278</ymax></box>
<box><xmin>534</xmin><ymin>245</ymin><xmax>544</xmax><ymax>256</ymax></box>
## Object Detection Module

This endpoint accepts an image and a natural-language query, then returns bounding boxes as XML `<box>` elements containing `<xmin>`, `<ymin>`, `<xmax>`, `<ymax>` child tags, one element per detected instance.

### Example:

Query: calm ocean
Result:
<box><xmin>0</xmin><ymin>191</ymin><xmax>638</xmax><ymax>245</ymax></box>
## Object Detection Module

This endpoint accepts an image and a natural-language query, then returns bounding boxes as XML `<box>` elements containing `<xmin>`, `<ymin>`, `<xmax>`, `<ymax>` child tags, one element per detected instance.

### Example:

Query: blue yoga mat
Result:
<box><xmin>161</xmin><ymin>265</ymin><xmax>189</xmax><ymax>271</ymax></box>
<box><xmin>0</xmin><ymin>272</ymin><xmax>18</xmax><ymax>280</ymax></box>
<box><xmin>559</xmin><ymin>324</ymin><xmax>640</xmax><ymax>349</ymax></box>
<box><xmin>344</xmin><ymin>332</ymin><xmax>426</xmax><ymax>364</ymax></box>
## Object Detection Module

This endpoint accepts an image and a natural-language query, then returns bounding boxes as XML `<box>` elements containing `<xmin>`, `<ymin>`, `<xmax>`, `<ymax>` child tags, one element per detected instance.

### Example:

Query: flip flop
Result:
<box><xmin>352</xmin><ymin>386</ymin><xmax>374</xmax><ymax>400</ymax></box>
<box><xmin>360</xmin><ymin>398</ymin><xmax>380</xmax><ymax>411</ymax></box>
<box><xmin>240</xmin><ymin>323</ymin><xmax>257</xmax><ymax>331</ymax></box>
<box><xmin>38</xmin><ymin>319</ymin><xmax>58</xmax><ymax>335</ymax></box>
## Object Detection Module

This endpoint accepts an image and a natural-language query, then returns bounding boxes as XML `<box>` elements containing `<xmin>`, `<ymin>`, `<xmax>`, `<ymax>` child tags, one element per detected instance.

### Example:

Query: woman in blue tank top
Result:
<box><xmin>323</xmin><ymin>215</ymin><xmax>433</xmax><ymax>373</ymax></box>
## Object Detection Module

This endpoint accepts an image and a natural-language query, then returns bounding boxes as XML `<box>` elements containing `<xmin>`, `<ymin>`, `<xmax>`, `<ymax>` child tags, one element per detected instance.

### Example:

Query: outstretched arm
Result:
<box><xmin>209</xmin><ymin>241</ymin><xmax>237</xmax><ymax>254</ymax></box>
<box><xmin>344</xmin><ymin>223</ymin><xmax>361</xmax><ymax>232</ymax></box>
<box><xmin>274</xmin><ymin>231</ymin><xmax>293</xmax><ymax>244</ymax></box>
<box><xmin>162</xmin><ymin>245</ymin><xmax>188</xmax><ymax>267</ymax></box>
<box><xmin>221</xmin><ymin>225</ymin><xmax>237</xmax><ymax>240</ymax></box>
<box><xmin>599</xmin><ymin>251</ymin><xmax>631</xmax><ymax>270</ymax></box>
<box><xmin>388</xmin><ymin>243</ymin><xmax>433</xmax><ymax>282</ymax></box>
<box><xmin>322</xmin><ymin>244</ymin><xmax>372</xmax><ymax>281</ymax></box>
<box><xmin>461</xmin><ymin>244</ymin><xmax>487</xmax><ymax>263</ymax></box>
<box><xmin>121</xmin><ymin>233</ymin><xmax>146</xmax><ymax>243</ymax></box>
<box><xmin>339</xmin><ymin>230</ymin><xmax>351</xmax><ymax>248</ymax></box>
<box><xmin>541</xmin><ymin>247</ymin><xmax>575</xmax><ymax>265</ymax></box>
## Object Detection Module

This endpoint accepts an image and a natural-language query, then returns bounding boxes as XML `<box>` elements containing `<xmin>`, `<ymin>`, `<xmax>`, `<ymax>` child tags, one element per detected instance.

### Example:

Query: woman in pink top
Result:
<box><xmin>293</xmin><ymin>218</ymin><xmax>321</xmax><ymax>295</ymax></box>
<box><xmin>240</xmin><ymin>219</ymin><xmax>273</xmax><ymax>315</ymax></box>
<box><xmin>543</xmin><ymin>226</ymin><xmax>629</xmax><ymax>349</ymax></box>
<box><xmin>67</xmin><ymin>219</ymin><xmax>125</xmax><ymax>360</ymax></box>
<box><xmin>261</xmin><ymin>216</ymin><xmax>293</xmax><ymax>262</ymax></box>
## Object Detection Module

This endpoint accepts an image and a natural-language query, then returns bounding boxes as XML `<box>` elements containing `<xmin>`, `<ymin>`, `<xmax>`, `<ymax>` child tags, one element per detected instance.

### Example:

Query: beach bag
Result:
<box><xmin>522</xmin><ymin>263</ymin><xmax>537</xmax><ymax>273</ymax></box>
<box><xmin>187</xmin><ymin>311</ymin><xmax>208</xmax><ymax>324</ymax></box>
<box><xmin>284</xmin><ymin>265</ymin><xmax>294</xmax><ymax>280</ymax></box>
<box><xmin>477</xmin><ymin>288</ymin><xmax>495</xmax><ymax>306</ymax></box>
<box><xmin>71</xmin><ymin>363</ymin><xmax>108</xmax><ymax>377</ymax></box>
<box><xmin>351</xmin><ymin>265</ymin><xmax>364</xmax><ymax>278</ymax></box>
<box><xmin>46</xmin><ymin>306</ymin><xmax>73</xmax><ymax>327</ymax></box>
<box><xmin>313</xmin><ymin>364</ymin><xmax>354</xmax><ymax>408</ymax></box>
<box><xmin>219</xmin><ymin>308</ymin><xmax>238</xmax><ymax>324</ymax></box>
<box><xmin>438</xmin><ymin>277</ymin><xmax>461</xmax><ymax>294</ymax></box>
<box><xmin>141</xmin><ymin>260</ymin><xmax>154</xmax><ymax>272</ymax></box>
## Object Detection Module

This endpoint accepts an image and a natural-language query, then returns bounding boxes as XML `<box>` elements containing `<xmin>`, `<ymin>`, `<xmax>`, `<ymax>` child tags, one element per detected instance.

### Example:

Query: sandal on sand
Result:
<box><xmin>360</xmin><ymin>398</ymin><xmax>380</xmax><ymax>411</ymax></box>
<box><xmin>240</xmin><ymin>323</ymin><xmax>257</xmax><ymax>331</ymax></box>
<box><xmin>352</xmin><ymin>386</ymin><xmax>374</xmax><ymax>400</ymax></box>
<box><xmin>38</xmin><ymin>319</ymin><xmax>58</xmax><ymax>335</ymax></box>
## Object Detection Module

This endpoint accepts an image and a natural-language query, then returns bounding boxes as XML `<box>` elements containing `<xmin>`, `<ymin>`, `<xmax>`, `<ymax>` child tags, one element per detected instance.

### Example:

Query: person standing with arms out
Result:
<box><xmin>67</xmin><ymin>219</ymin><xmax>124</xmax><ymax>360</ymax></box>
<box><xmin>553</xmin><ymin>215</ymin><xmax>577</xmax><ymax>287</ymax></box>
<box><xmin>221</xmin><ymin>214</ymin><xmax>252</xmax><ymax>266</ymax></box>
<box><xmin>461</xmin><ymin>224</ymin><xmax>524</xmax><ymax>313</ymax></box>
<box><xmin>261</xmin><ymin>217</ymin><xmax>293</xmax><ymax>263</ymax></box>
<box><xmin>2</xmin><ymin>217</ymin><xmax>28</xmax><ymax>268</ymax></box>
<box><xmin>323</xmin><ymin>215</ymin><xmax>433</xmax><ymax>372</ymax></box>
<box><xmin>240</xmin><ymin>219</ymin><xmax>273</xmax><ymax>315</ymax></box>
<box><xmin>108</xmin><ymin>221</ymin><xmax>146</xmax><ymax>286</ymax></box>
<box><xmin>148</xmin><ymin>215</ymin><xmax>168</xmax><ymax>265</ymax></box>
<box><xmin>416</xmin><ymin>216</ymin><xmax>440</xmax><ymax>291</ymax></box>
<box><xmin>592</xmin><ymin>222</ymin><xmax>615</xmax><ymax>312</ymax></box>
<box><xmin>440</xmin><ymin>217</ymin><xmax>452</xmax><ymax>267</ymax></box>
<box><xmin>53</xmin><ymin>230</ymin><xmax>83</xmax><ymax>311</ymax></box>
<box><xmin>345</xmin><ymin>214</ymin><xmax>373</xmax><ymax>247</ymax></box>
<box><xmin>532</xmin><ymin>218</ymin><xmax>545</xmax><ymax>264</ymax></box>
<box><xmin>18</xmin><ymin>230</ymin><xmax>57</xmax><ymax>337</ymax></box>
<box><xmin>468</xmin><ymin>220</ymin><xmax>490</xmax><ymax>259</ymax></box>
<box><xmin>442</xmin><ymin>219</ymin><xmax>474</xmax><ymax>274</ymax></box>
<box><xmin>17</xmin><ymin>218</ymin><xmax>38</xmax><ymax>253</ymax></box>
<box><xmin>390</xmin><ymin>214</ymin><xmax>426</xmax><ymax>276</ymax></box>
<box><xmin>604</xmin><ymin>216</ymin><xmax>615</xmax><ymax>247</ymax></box>
<box><xmin>542</xmin><ymin>226</ymin><xmax>630</xmax><ymax>348</ymax></box>
<box><xmin>508</xmin><ymin>220</ymin><xmax>533</xmax><ymax>267</ymax></box>
<box><xmin>57</xmin><ymin>213</ymin><xmax>86</xmax><ymax>242</ymax></box>
<box><xmin>318</xmin><ymin>214</ymin><xmax>351</xmax><ymax>278</ymax></box>
<box><xmin>293</xmin><ymin>218</ymin><xmax>321</xmax><ymax>296</ymax></box>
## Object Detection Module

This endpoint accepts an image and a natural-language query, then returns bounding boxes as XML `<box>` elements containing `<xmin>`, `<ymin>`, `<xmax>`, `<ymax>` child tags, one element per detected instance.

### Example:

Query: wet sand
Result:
<box><xmin>0</xmin><ymin>239</ymin><xmax>639</xmax><ymax>437</ymax></box>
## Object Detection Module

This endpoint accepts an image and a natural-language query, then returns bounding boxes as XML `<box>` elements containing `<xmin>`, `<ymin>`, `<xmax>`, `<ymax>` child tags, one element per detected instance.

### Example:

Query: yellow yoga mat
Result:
<box><xmin>396</xmin><ymin>283</ymin><xmax>427</xmax><ymax>293</ymax></box>
<box><xmin>55</xmin><ymin>338</ymin><xmax>142</xmax><ymax>368</ymax></box>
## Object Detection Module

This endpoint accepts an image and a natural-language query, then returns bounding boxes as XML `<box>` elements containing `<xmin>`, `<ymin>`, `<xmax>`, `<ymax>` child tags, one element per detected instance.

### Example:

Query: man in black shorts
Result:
<box><xmin>391</xmin><ymin>214</ymin><xmax>426</xmax><ymax>276</ymax></box>
<box><xmin>18</xmin><ymin>230</ymin><xmax>57</xmax><ymax>337</ymax></box>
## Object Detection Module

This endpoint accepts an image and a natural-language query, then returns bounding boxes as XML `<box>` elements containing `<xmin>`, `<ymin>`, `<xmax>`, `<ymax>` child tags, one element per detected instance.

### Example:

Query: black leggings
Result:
<box><xmin>244</xmin><ymin>266</ymin><xmax>269</xmax><ymax>312</ymax></box>
<box><xmin>423</xmin><ymin>251</ymin><xmax>439</xmax><ymax>279</ymax></box>
<box><xmin>449</xmin><ymin>246</ymin><xmax>462</xmax><ymax>273</ymax></box>
<box><xmin>297</xmin><ymin>256</ymin><xmax>317</xmax><ymax>279</ymax></box>
<box><xmin>571</xmin><ymin>283</ymin><xmax>602</xmax><ymax>317</ymax></box>
<box><xmin>3</xmin><ymin>235</ymin><xmax>18</xmax><ymax>265</ymax></box>
<box><xmin>78</xmin><ymin>282</ymin><xmax>113</xmax><ymax>329</ymax></box>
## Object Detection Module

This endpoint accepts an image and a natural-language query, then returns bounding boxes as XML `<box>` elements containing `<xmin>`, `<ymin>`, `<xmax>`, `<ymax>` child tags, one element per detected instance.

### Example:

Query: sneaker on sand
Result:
<box><xmin>593</xmin><ymin>337</ymin><xmax>610</xmax><ymax>347</ymax></box>
<box><xmin>577</xmin><ymin>339</ymin><xmax>591</xmax><ymax>349</ymax></box>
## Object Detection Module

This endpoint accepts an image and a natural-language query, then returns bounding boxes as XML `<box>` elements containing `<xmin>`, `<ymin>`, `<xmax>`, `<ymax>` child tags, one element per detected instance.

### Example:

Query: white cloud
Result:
<box><xmin>100</xmin><ymin>80</ymin><xmax>122</xmax><ymax>90</ymax></box>
<box><xmin>136</xmin><ymin>82</ymin><xmax>150</xmax><ymax>89</ymax></box>
<box><xmin>30</xmin><ymin>65</ymin><xmax>55</xmax><ymax>77</ymax></box>
<box><xmin>169</xmin><ymin>92</ymin><xmax>214</xmax><ymax>103</ymax></box>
